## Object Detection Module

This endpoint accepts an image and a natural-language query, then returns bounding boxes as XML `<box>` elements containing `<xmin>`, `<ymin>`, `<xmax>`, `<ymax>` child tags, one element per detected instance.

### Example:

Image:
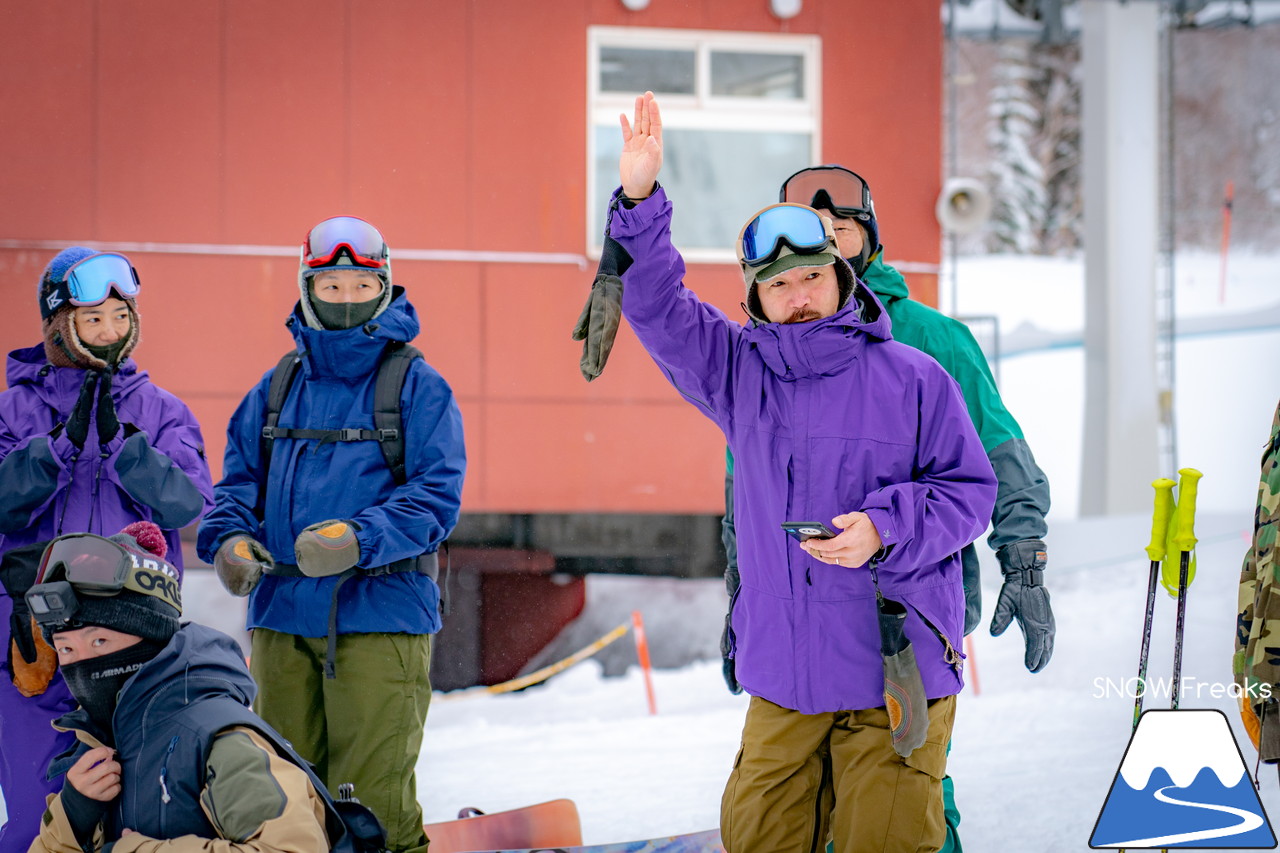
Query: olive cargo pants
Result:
<box><xmin>251</xmin><ymin>629</ymin><xmax>433</xmax><ymax>853</ymax></box>
<box><xmin>721</xmin><ymin>694</ymin><xmax>957</xmax><ymax>853</ymax></box>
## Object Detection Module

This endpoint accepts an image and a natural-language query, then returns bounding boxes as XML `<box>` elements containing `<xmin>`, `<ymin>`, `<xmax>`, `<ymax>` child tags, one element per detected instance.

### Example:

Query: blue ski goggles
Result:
<box><xmin>737</xmin><ymin>204</ymin><xmax>833</xmax><ymax>269</ymax></box>
<box><xmin>304</xmin><ymin>216</ymin><xmax>389</xmax><ymax>271</ymax></box>
<box><xmin>61</xmin><ymin>252</ymin><xmax>141</xmax><ymax>306</ymax></box>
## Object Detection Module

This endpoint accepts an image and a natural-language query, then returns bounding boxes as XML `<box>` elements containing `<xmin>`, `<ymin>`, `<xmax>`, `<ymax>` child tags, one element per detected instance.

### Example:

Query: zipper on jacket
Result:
<box><xmin>159</xmin><ymin>735</ymin><xmax>179</xmax><ymax>806</ymax></box>
<box><xmin>54</xmin><ymin>449</ymin><xmax>82</xmax><ymax>537</ymax></box>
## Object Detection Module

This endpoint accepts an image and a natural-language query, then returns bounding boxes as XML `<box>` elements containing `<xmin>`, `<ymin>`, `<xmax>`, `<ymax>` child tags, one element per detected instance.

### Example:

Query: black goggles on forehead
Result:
<box><xmin>780</xmin><ymin>166</ymin><xmax>874</xmax><ymax>221</ymax></box>
<box><xmin>26</xmin><ymin>533</ymin><xmax>181</xmax><ymax>628</ymax></box>
<box><xmin>304</xmin><ymin>216</ymin><xmax>389</xmax><ymax>270</ymax></box>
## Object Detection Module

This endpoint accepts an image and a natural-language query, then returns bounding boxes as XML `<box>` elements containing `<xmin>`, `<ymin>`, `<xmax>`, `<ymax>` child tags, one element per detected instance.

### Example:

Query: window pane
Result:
<box><xmin>594</xmin><ymin>126</ymin><xmax>812</xmax><ymax>251</ymax></box>
<box><xmin>599</xmin><ymin>47</ymin><xmax>695</xmax><ymax>95</ymax></box>
<box><xmin>710</xmin><ymin>52</ymin><xmax>804</xmax><ymax>99</ymax></box>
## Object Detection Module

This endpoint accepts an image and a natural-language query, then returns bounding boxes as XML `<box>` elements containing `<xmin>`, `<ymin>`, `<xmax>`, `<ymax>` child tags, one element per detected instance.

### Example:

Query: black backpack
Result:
<box><xmin>259</xmin><ymin>342</ymin><xmax>422</xmax><ymax>485</ymax></box>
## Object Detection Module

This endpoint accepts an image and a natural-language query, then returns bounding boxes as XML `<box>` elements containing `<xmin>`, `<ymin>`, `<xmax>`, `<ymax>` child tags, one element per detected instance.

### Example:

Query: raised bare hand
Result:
<box><xmin>619</xmin><ymin>91</ymin><xmax>663</xmax><ymax>200</ymax></box>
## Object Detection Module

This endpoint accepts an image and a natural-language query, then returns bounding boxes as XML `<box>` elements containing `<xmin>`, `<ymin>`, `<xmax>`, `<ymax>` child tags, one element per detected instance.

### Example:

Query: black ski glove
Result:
<box><xmin>720</xmin><ymin>564</ymin><xmax>742</xmax><ymax>694</ymax></box>
<box><xmin>990</xmin><ymin>538</ymin><xmax>1055</xmax><ymax>673</ymax></box>
<box><xmin>571</xmin><ymin>236</ymin><xmax>632</xmax><ymax>382</ymax></box>
<box><xmin>64</xmin><ymin>371</ymin><xmax>100</xmax><ymax>450</ymax></box>
<box><xmin>720</xmin><ymin>613</ymin><xmax>742</xmax><ymax>695</ymax></box>
<box><xmin>96</xmin><ymin>369</ymin><xmax>120</xmax><ymax>445</ymax></box>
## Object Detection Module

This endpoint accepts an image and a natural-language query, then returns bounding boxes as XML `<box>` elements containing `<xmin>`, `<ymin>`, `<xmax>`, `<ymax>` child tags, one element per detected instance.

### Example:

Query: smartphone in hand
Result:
<box><xmin>781</xmin><ymin>521</ymin><xmax>838</xmax><ymax>542</ymax></box>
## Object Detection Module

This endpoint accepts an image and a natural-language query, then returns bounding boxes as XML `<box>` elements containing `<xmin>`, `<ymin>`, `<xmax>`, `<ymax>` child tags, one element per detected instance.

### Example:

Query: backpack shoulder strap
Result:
<box><xmin>260</xmin><ymin>350</ymin><xmax>303</xmax><ymax>477</ymax></box>
<box><xmin>202</xmin><ymin>698</ymin><xmax>387</xmax><ymax>853</ymax></box>
<box><xmin>372</xmin><ymin>343</ymin><xmax>422</xmax><ymax>486</ymax></box>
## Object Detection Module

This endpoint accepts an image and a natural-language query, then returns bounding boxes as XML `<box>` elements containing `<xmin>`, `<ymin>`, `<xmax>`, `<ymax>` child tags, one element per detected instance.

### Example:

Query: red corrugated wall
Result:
<box><xmin>0</xmin><ymin>0</ymin><xmax>941</xmax><ymax>515</ymax></box>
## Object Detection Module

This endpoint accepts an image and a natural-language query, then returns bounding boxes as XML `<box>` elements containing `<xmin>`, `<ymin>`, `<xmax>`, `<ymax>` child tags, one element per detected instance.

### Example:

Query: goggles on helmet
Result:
<box><xmin>59</xmin><ymin>253</ymin><xmax>141</xmax><ymax>307</ymax></box>
<box><xmin>780</xmin><ymin>166</ymin><xmax>874</xmax><ymax>222</ymax></box>
<box><xmin>303</xmin><ymin>216</ymin><xmax>389</xmax><ymax>271</ymax></box>
<box><xmin>738</xmin><ymin>204</ymin><xmax>833</xmax><ymax>269</ymax></box>
<box><xmin>25</xmin><ymin>533</ymin><xmax>182</xmax><ymax>629</ymax></box>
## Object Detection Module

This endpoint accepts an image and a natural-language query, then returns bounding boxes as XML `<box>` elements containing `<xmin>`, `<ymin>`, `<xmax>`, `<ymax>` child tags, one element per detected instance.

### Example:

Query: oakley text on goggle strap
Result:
<box><xmin>304</xmin><ymin>216</ymin><xmax>389</xmax><ymax>269</ymax></box>
<box><xmin>52</xmin><ymin>253</ymin><xmax>141</xmax><ymax>312</ymax></box>
<box><xmin>781</xmin><ymin>166</ymin><xmax>875</xmax><ymax>221</ymax></box>
<box><xmin>28</xmin><ymin>533</ymin><xmax>182</xmax><ymax>624</ymax></box>
<box><xmin>739</xmin><ymin>204</ymin><xmax>832</xmax><ymax>268</ymax></box>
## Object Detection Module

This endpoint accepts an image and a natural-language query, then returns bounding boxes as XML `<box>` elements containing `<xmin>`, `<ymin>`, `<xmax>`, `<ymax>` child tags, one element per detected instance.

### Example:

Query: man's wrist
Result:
<box><xmin>619</xmin><ymin>181</ymin><xmax>659</xmax><ymax>207</ymax></box>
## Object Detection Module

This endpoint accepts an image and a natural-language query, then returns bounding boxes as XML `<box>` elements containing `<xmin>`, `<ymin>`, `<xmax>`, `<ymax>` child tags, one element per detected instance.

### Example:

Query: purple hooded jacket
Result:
<box><xmin>611</xmin><ymin>189</ymin><xmax>997</xmax><ymax>714</ymax></box>
<box><xmin>0</xmin><ymin>344</ymin><xmax>213</xmax><ymax>853</ymax></box>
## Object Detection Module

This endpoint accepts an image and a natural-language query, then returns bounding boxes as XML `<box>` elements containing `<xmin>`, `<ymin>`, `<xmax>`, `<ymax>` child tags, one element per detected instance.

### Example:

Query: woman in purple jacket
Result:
<box><xmin>0</xmin><ymin>248</ymin><xmax>213</xmax><ymax>853</ymax></box>
<box><xmin>609</xmin><ymin>93</ymin><xmax>997</xmax><ymax>853</ymax></box>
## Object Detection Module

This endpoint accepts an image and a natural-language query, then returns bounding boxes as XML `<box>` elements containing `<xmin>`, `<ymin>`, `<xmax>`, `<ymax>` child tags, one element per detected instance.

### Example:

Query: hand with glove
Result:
<box><xmin>294</xmin><ymin>520</ymin><xmax>361</xmax><ymax>578</ymax></box>
<box><xmin>62</xmin><ymin>371</ymin><xmax>101</xmax><ymax>450</ymax></box>
<box><xmin>214</xmin><ymin>534</ymin><xmax>274</xmax><ymax>597</ymax></box>
<box><xmin>572</xmin><ymin>236</ymin><xmax>632</xmax><ymax>382</ymax></box>
<box><xmin>95</xmin><ymin>369</ymin><xmax>120</xmax><ymax>445</ymax></box>
<box><xmin>990</xmin><ymin>538</ymin><xmax>1055</xmax><ymax>673</ymax></box>
<box><xmin>720</xmin><ymin>564</ymin><xmax>742</xmax><ymax>694</ymax></box>
<box><xmin>1</xmin><ymin>540</ymin><xmax>59</xmax><ymax>696</ymax></box>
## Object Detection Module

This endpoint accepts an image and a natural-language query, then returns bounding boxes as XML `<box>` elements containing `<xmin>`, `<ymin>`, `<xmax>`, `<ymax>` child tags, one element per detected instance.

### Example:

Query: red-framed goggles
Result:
<box><xmin>26</xmin><ymin>533</ymin><xmax>181</xmax><ymax>628</ymax></box>
<box><xmin>303</xmin><ymin>216</ymin><xmax>389</xmax><ymax>270</ymax></box>
<box><xmin>780</xmin><ymin>165</ymin><xmax>875</xmax><ymax>222</ymax></box>
<box><xmin>61</xmin><ymin>252</ymin><xmax>141</xmax><ymax>306</ymax></box>
<box><xmin>738</xmin><ymin>203</ymin><xmax>832</xmax><ymax>268</ymax></box>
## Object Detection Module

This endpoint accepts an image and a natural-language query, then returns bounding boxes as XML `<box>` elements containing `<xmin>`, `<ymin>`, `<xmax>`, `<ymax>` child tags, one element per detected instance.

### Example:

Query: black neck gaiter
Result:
<box><xmin>84</xmin><ymin>340</ymin><xmax>128</xmax><ymax>366</ymax></box>
<box><xmin>61</xmin><ymin>640</ymin><xmax>165</xmax><ymax>741</ymax></box>
<box><xmin>311</xmin><ymin>298</ymin><xmax>382</xmax><ymax>331</ymax></box>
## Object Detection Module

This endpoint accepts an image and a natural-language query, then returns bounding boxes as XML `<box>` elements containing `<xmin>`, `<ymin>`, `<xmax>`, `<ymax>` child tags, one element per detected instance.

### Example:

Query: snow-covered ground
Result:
<box><xmin>3</xmin><ymin>250</ymin><xmax>1278</xmax><ymax>851</ymax></box>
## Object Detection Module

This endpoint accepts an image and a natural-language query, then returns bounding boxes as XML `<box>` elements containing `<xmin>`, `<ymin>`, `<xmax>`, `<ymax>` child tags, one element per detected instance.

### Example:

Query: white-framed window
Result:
<box><xmin>588</xmin><ymin>26</ymin><xmax>821</xmax><ymax>262</ymax></box>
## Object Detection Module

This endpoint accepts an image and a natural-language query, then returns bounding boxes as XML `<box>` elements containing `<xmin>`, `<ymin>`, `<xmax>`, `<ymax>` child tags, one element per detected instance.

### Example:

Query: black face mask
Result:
<box><xmin>84</xmin><ymin>340</ymin><xmax>128</xmax><ymax>365</ymax></box>
<box><xmin>311</xmin><ymin>297</ymin><xmax>382</xmax><ymax>331</ymax></box>
<box><xmin>61</xmin><ymin>639</ymin><xmax>165</xmax><ymax>739</ymax></box>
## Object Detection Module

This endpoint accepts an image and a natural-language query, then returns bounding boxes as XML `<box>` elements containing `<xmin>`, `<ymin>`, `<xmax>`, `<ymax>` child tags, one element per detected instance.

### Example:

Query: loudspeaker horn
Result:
<box><xmin>935</xmin><ymin>178</ymin><xmax>993</xmax><ymax>236</ymax></box>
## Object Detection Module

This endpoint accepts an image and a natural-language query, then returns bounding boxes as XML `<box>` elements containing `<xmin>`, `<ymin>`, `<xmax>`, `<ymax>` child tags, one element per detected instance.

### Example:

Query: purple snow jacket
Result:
<box><xmin>0</xmin><ymin>344</ymin><xmax>213</xmax><ymax>853</ymax></box>
<box><xmin>611</xmin><ymin>189</ymin><xmax>997</xmax><ymax>714</ymax></box>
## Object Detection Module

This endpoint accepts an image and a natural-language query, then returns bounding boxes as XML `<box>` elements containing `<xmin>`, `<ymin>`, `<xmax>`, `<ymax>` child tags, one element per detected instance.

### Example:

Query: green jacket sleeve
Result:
<box><xmin>879</xmin><ymin>293</ymin><xmax>1049</xmax><ymax>550</ymax></box>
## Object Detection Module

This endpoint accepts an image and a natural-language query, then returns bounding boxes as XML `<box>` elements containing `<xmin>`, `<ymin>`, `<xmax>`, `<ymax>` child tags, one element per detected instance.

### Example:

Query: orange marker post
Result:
<box><xmin>631</xmin><ymin>610</ymin><xmax>658</xmax><ymax>715</ymax></box>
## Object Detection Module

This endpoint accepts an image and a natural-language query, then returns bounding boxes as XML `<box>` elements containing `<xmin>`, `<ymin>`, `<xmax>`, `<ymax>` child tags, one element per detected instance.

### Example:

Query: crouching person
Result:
<box><xmin>24</xmin><ymin>522</ymin><xmax>336</xmax><ymax>853</ymax></box>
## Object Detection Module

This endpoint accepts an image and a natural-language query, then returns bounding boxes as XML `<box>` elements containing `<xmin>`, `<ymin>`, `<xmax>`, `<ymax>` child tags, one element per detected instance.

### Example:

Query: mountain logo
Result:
<box><xmin>1090</xmin><ymin>709</ymin><xmax>1276</xmax><ymax>848</ymax></box>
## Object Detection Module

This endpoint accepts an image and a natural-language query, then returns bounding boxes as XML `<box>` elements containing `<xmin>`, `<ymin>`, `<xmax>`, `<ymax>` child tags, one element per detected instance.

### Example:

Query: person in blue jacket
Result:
<box><xmin>197</xmin><ymin>216</ymin><xmax>466</xmax><ymax>853</ymax></box>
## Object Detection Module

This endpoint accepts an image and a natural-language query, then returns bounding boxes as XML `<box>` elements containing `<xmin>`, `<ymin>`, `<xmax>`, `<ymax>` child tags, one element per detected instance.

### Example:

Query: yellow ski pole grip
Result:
<box><xmin>1171</xmin><ymin>468</ymin><xmax>1203</xmax><ymax>553</ymax></box>
<box><xmin>1145</xmin><ymin>478</ymin><xmax>1176</xmax><ymax>562</ymax></box>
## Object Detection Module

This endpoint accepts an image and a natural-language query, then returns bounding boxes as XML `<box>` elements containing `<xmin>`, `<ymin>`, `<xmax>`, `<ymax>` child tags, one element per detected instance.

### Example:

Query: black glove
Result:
<box><xmin>96</xmin><ymin>369</ymin><xmax>120</xmax><ymax>445</ymax></box>
<box><xmin>990</xmin><ymin>539</ymin><xmax>1055</xmax><ymax>673</ymax></box>
<box><xmin>64</xmin><ymin>371</ymin><xmax>100</xmax><ymax>450</ymax></box>
<box><xmin>720</xmin><ymin>564</ymin><xmax>742</xmax><ymax>694</ymax></box>
<box><xmin>571</xmin><ymin>236</ymin><xmax>632</xmax><ymax>382</ymax></box>
<box><xmin>720</xmin><ymin>613</ymin><xmax>742</xmax><ymax>695</ymax></box>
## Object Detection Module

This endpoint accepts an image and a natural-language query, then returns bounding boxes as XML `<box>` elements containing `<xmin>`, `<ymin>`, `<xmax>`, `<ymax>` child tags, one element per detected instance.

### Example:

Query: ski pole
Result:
<box><xmin>1134</xmin><ymin>478</ymin><xmax>1176</xmax><ymax>730</ymax></box>
<box><xmin>1169</xmin><ymin>468</ymin><xmax>1203</xmax><ymax>711</ymax></box>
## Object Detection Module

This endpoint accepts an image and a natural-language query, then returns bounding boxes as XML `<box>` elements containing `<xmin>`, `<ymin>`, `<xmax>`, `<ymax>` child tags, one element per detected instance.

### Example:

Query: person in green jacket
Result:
<box><xmin>719</xmin><ymin>165</ymin><xmax>1055</xmax><ymax>853</ymax></box>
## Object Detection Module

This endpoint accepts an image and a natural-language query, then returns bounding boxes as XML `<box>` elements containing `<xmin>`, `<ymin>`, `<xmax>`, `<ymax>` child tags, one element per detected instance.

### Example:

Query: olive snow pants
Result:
<box><xmin>250</xmin><ymin>629</ymin><xmax>433</xmax><ymax>853</ymax></box>
<box><xmin>721</xmin><ymin>694</ymin><xmax>956</xmax><ymax>853</ymax></box>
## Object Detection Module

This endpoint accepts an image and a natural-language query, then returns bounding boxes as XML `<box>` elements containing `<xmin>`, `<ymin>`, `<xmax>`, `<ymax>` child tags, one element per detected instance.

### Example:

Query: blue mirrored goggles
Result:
<box><xmin>304</xmin><ymin>216</ymin><xmax>389</xmax><ymax>270</ymax></box>
<box><xmin>739</xmin><ymin>204</ymin><xmax>831</xmax><ymax>267</ymax></box>
<box><xmin>62</xmin><ymin>253</ymin><xmax>141</xmax><ymax>306</ymax></box>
